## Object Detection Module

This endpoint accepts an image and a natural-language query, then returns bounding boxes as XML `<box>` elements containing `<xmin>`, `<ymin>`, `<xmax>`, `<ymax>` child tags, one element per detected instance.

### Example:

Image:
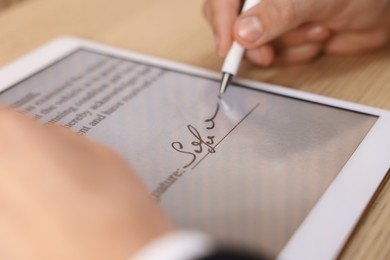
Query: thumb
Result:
<box><xmin>234</xmin><ymin>0</ymin><xmax>321</xmax><ymax>48</ymax></box>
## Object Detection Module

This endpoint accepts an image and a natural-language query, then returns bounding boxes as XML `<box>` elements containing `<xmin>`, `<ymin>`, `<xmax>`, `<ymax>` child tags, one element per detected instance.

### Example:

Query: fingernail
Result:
<box><xmin>237</xmin><ymin>16</ymin><xmax>263</xmax><ymax>42</ymax></box>
<box><xmin>307</xmin><ymin>26</ymin><xmax>330</xmax><ymax>41</ymax></box>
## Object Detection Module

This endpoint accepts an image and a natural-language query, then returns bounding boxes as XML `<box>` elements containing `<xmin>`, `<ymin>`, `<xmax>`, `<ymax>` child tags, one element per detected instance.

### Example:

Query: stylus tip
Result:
<box><xmin>219</xmin><ymin>73</ymin><xmax>232</xmax><ymax>95</ymax></box>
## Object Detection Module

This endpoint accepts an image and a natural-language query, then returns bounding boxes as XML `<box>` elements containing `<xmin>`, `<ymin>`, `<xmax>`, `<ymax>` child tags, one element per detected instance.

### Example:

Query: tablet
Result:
<box><xmin>0</xmin><ymin>37</ymin><xmax>389</xmax><ymax>259</ymax></box>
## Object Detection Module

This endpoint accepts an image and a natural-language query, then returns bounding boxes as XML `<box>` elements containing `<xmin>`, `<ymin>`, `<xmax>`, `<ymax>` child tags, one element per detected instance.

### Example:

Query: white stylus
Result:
<box><xmin>219</xmin><ymin>0</ymin><xmax>262</xmax><ymax>95</ymax></box>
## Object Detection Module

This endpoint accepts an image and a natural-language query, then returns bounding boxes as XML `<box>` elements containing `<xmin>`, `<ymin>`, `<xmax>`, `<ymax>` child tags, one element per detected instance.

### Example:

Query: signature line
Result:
<box><xmin>191</xmin><ymin>102</ymin><xmax>260</xmax><ymax>170</ymax></box>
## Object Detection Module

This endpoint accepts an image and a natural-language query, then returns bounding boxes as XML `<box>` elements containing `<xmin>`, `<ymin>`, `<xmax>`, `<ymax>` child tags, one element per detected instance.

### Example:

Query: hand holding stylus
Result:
<box><xmin>204</xmin><ymin>0</ymin><xmax>390</xmax><ymax>69</ymax></box>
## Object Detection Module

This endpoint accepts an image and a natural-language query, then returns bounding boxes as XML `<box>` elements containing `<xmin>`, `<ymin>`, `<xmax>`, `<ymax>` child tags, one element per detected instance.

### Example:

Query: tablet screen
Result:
<box><xmin>0</xmin><ymin>49</ymin><xmax>378</xmax><ymax>257</ymax></box>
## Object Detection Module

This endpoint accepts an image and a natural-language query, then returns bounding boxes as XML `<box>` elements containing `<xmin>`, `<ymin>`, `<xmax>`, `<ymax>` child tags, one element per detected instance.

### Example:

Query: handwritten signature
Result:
<box><xmin>171</xmin><ymin>103</ymin><xmax>220</xmax><ymax>168</ymax></box>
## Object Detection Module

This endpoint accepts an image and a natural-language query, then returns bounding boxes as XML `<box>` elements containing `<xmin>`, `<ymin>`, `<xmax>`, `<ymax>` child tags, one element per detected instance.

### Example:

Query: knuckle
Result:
<box><xmin>273</xmin><ymin>0</ymin><xmax>298</xmax><ymax>25</ymax></box>
<box><xmin>371</xmin><ymin>30</ymin><xmax>389</xmax><ymax>48</ymax></box>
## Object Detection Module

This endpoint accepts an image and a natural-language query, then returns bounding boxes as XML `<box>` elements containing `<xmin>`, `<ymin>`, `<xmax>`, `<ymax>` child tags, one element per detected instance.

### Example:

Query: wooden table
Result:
<box><xmin>0</xmin><ymin>0</ymin><xmax>389</xmax><ymax>258</ymax></box>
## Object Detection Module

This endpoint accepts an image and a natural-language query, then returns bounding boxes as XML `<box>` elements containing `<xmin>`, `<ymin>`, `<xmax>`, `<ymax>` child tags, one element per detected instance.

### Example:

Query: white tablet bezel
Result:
<box><xmin>1</xmin><ymin>37</ymin><xmax>389</xmax><ymax>260</ymax></box>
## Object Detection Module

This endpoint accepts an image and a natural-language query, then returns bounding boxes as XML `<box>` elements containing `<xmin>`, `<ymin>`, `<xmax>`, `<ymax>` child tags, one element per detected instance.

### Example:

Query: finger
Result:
<box><xmin>245</xmin><ymin>44</ymin><xmax>275</xmax><ymax>67</ymax></box>
<box><xmin>273</xmin><ymin>24</ymin><xmax>331</xmax><ymax>50</ymax></box>
<box><xmin>0</xmin><ymin>109</ymin><xmax>45</xmax><ymax>174</ymax></box>
<box><xmin>45</xmin><ymin>122</ymin><xmax>123</xmax><ymax>165</ymax></box>
<box><xmin>0</xmin><ymin>109</ymin><xmax>39</xmax><ymax>141</ymax></box>
<box><xmin>274</xmin><ymin>43</ymin><xmax>324</xmax><ymax>65</ymax></box>
<box><xmin>203</xmin><ymin>0</ymin><xmax>243</xmax><ymax>57</ymax></box>
<box><xmin>325</xmin><ymin>2</ymin><xmax>390</xmax><ymax>32</ymax></box>
<box><xmin>325</xmin><ymin>27</ymin><xmax>390</xmax><ymax>55</ymax></box>
<box><xmin>233</xmin><ymin>0</ymin><xmax>324</xmax><ymax>48</ymax></box>
<box><xmin>46</xmin><ymin>123</ymin><xmax>76</xmax><ymax>137</ymax></box>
